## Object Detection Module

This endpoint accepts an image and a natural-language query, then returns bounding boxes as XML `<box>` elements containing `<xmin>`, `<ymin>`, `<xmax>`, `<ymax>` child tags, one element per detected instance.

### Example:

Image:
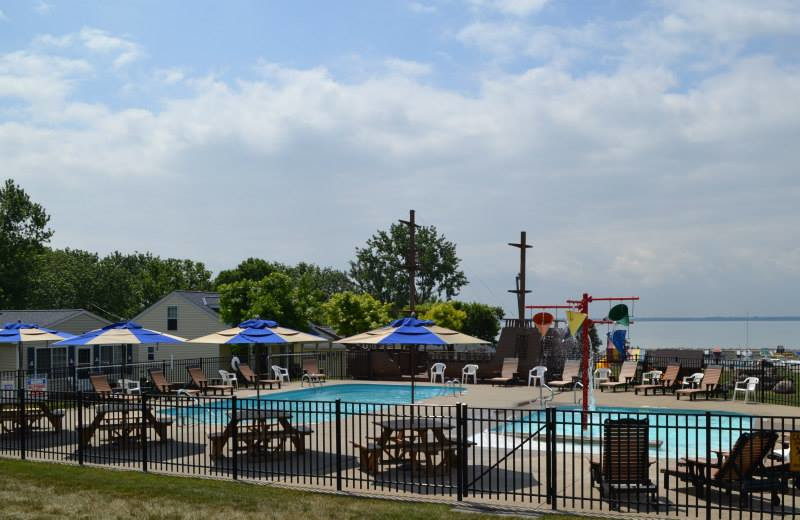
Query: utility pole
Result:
<box><xmin>399</xmin><ymin>209</ymin><xmax>421</xmax><ymax>403</ymax></box>
<box><xmin>399</xmin><ymin>209</ymin><xmax>419</xmax><ymax>315</ymax></box>
<box><xmin>508</xmin><ymin>231</ymin><xmax>532</xmax><ymax>325</ymax></box>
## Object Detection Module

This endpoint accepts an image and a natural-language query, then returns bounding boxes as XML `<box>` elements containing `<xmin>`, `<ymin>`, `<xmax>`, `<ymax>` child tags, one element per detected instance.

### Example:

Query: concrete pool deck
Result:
<box><xmin>233</xmin><ymin>379</ymin><xmax>800</xmax><ymax>417</ymax></box>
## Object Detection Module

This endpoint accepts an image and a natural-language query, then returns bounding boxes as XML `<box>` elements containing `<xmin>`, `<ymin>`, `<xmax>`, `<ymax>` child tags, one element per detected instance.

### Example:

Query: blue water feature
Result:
<box><xmin>162</xmin><ymin>383</ymin><xmax>462</xmax><ymax>425</ymax></box>
<box><xmin>495</xmin><ymin>406</ymin><xmax>752</xmax><ymax>459</ymax></box>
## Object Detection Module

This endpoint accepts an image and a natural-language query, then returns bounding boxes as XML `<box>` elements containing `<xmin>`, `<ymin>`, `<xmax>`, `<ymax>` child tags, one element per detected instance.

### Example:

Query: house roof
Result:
<box><xmin>309</xmin><ymin>323</ymin><xmax>340</xmax><ymax>341</ymax></box>
<box><xmin>175</xmin><ymin>291</ymin><xmax>220</xmax><ymax>314</ymax></box>
<box><xmin>0</xmin><ymin>309</ymin><xmax>110</xmax><ymax>328</ymax></box>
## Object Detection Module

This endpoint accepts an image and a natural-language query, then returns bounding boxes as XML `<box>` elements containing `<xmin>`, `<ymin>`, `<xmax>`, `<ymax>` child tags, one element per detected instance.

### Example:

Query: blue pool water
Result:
<box><xmin>163</xmin><ymin>384</ymin><xmax>462</xmax><ymax>424</ymax></box>
<box><xmin>493</xmin><ymin>406</ymin><xmax>752</xmax><ymax>459</ymax></box>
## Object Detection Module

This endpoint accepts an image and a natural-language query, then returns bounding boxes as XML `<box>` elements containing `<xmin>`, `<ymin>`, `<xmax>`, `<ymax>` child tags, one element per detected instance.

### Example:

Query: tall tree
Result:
<box><xmin>418</xmin><ymin>301</ymin><xmax>467</xmax><ymax>331</ymax></box>
<box><xmin>321</xmin><ymin>292</ymin><xmax>392</xmax><ymax>337</ymax></box>
<box><xmin>214</xmin><ymin>258</ymin><xmax>288</xmax><ymax>288</ymax></box>
<box><xmin>0</xmin><ymin>180</ymin><xmax>53</xmax><ymax>307</ymax></box>
<box><xmin>28</xmin><ymin>248</ymin><xmax>101</xmax><ymax>310</ymax></box>
<box><xmin>218</xmin><ymin>272</ymin><xmax>322</xmax><ymax>331</ymax></box>
<box><xmin>452</xmin><ymin>301</ymin><xmax>504</xmax><ymax>342</ymax></box>
<box><xmin>349</xmin><ymin>223</ymin><xmax>467</xmax><ymax>307</ymax></box>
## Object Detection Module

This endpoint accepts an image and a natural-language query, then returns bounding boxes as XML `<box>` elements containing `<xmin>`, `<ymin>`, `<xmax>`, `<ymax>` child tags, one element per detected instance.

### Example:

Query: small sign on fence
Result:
<box><xmin>791</xmin><ymin>432</ymin><xmax>800</xmax><ymax>472</ymax></box>
<box><xmin>25</xmin><ymin>376</ymin><xmax>47</xmax><ymax>397</ymax></box>
<box><xmin>0</xmin><ymin>379</ymin><xmax>15</xmax><ymax>391</ymax></box>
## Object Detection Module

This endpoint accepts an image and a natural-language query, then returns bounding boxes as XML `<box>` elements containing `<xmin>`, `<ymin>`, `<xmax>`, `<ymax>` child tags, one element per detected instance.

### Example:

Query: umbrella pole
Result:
<box><xmin>411</xmin><ymin>346</ymin><xmax>415</xmax><ymax>404</ymax></box>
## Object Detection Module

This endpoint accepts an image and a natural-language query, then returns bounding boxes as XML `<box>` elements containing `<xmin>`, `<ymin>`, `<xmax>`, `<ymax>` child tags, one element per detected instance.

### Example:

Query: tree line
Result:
<box><xmin>0</xmin><ymin>179</ymin><xmax>504</xmax><ymax>341</ymax></box>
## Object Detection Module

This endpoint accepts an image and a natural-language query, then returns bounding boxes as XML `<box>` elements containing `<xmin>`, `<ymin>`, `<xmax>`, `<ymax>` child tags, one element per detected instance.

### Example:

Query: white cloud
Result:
<box><xmin>154</xmin><ymin>68</ymin><xmax>185</xmax><ymax>85</ymax></box>
<box><xmin>34</xmin><ymin>1</ymin><xmax>52</xmax><ymax>14</ymax></box>
<box><xmin>384</xmin><ymin>58</ymin><xmax>433</xmax><ymax>76</ymax></box>
<box><xmin>0</xmin><ymin>9</ymin><xmax>8</xmax><ymax>21</ymax></box>
<box><xmin>0</xmin><ymin>4</ymin><xmax>799</xmax><ymax>318</ymax></box>
<box><xmin>469</xmin><ymin>0</ymin><xmax>549</xmax><ymax>17</ymax></box>
<box><xmin>408</xmin><ymin>1</ymin><xmax>436</xmax><ymax>14</ymax></box>
<box><xmin>78</xmin><ymin>27</ymin><xmax>142</xmax><ymax>68</ymax></box>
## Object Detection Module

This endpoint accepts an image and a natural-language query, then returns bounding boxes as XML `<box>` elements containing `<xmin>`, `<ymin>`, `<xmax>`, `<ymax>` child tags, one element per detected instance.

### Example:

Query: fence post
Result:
<box><xmin>547</xmin><ymin>407</ymin><xmax>557</xmax><ymax>509</ymax></box>
<box><xmin>456</xmin><ymin>402</ymin><xmax>464</xmax><ymax>501</ymax></box>
<box><xmin>141</xmin><ymin>393</ymin><xmax>148</xmax><ymax>473</ymax></box>
<box><xmin>19</xmin><ymin>385</ymin><xmax>26</xmax><ymax>460</ymax></box>
<box><xmin>760</xmin><ymin>360</ymin><xmax>766</xmax><ymax>404</ymax></box>
<box><xmin>705</xmin><ymin>411</ymin><xmax>711</xmax><ymax>520</ymax></box>
<box><xmin>335</xmin><ymin>399</ymin><xmax>342</xmax><ymax>491</ymax></box>
<box><xmin>77</xmin><ymin>390</ymin><xmax>84</xmax><ymax>465</ymax></box>
<box><xmin>231</xmin><ymin>395</ymin><xmax>238</xmax><ymax>480</ymax></box>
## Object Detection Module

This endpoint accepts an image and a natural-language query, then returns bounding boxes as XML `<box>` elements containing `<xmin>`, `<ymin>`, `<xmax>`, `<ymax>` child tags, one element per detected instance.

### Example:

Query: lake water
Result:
<box><xmin>628</xmin><ymin>320</ymin><xmax>798</xmax><ymax>350</ymax></box>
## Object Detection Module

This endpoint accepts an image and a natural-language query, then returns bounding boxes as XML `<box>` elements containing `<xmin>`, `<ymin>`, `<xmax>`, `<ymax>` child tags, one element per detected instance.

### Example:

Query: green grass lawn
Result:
<box><xmin>0</xmin><ymin>459</ymin><xmax>597</xmax><ymax>519</ymax></box>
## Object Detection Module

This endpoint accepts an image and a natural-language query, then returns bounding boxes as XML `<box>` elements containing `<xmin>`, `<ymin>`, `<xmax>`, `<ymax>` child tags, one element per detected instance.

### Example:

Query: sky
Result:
<box><xmin>1</xmin><ymin>0</ymin><xmax>799</xmax><ymax>320</ymax></box>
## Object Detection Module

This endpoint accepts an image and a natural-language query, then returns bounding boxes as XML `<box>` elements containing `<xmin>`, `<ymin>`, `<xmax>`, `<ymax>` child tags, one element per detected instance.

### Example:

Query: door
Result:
<box><xmin>75</xmin><ymin>347</ymin><xmax>92</xmax><ymax>387</ymax></box>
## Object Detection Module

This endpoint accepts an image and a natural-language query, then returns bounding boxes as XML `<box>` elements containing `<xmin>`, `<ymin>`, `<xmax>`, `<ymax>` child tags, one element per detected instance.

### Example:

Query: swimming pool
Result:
<box><xmin>163</xmin><ymin>383</ymin><xmax>462</xmax><ymax>424</ymax></box>
<box><xmin>483</xmin><ymin>406</ymin><xmax>752</xmax><ymax>459</ymax></box>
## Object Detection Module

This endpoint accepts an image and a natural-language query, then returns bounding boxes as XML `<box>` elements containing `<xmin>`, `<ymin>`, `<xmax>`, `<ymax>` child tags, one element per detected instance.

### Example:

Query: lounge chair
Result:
<box><xmin>238</xmin><ymin>363</ymin><xmax>281</xmax><ymax>390</ymax></box>
<box><xmin>634</xmin><ymin>364</ymin><xmax>681</xmax><ymax>396</ymax></box>
<box><xmin>302</xmin><ymin>358</ymin><xmax>326</xmax><ymax>383</ymax></box>
<box><xmin>187</xmin><ymin>367</ymin><xmax>232</xmax><ymax>395</ymax></box>
<box><xmin>89</xmin><ymin>374</ymin><xmax>136</xmax><ymax>399</ymax></box>
<box><xmin>590</xmin><ymin>418</ymin><xmax>658</xmax><ymax>510</ymax></box>
<box><xmin>149</xmin><ymin>369</ymin><xmax>199</xmax><ymax>396</ymax></box>
<box><xmin>675</xmin><ymin>367</ymin><xmax>722</xmax><ymax>401</ymax></box>
<box><xmin>599</xmin><ymin>361</ymin><xmax>639</xmax><ymax>392</ymax></box>
<box><xmin>488</xmin><ymin>358</ymin><xmax>518</xmax><ymax>386</ymax></box>
<box><xmin>549</xmin><ymin>360</ymin><xmax>581</xmax><ymax>390</ymax></box>
<box><xmin>662</xmin><ymin>430</ymin><xmax>781</xmax><ymax>507</ymax></box>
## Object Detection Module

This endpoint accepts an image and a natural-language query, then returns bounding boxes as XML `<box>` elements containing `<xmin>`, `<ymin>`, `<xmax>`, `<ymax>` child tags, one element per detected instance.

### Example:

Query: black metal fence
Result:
<box><xmin>1</xmin><ymin>388</ymin><xmax>798</xmax><ymax>518</ymax></box>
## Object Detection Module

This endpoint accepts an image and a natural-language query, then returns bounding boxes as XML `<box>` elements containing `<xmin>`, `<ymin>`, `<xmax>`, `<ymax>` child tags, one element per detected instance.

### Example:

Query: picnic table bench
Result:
<box><xmin>208</xmin><ymin>409</ymin><xmax>313</xmax><ymax>459</ymax></box>
<box><xmin>0</xmin><ymin>401</ymin><xmax>64</xmax><ymax>433</ymax></box>
<box><xmin>78</xmin><ymin>402</ymin><xmax>172</xmax><ymax>448</ymax></box>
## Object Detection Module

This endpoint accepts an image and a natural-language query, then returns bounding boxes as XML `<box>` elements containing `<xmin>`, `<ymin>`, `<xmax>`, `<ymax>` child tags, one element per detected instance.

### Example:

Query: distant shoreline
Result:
<box><xmin>636</xmin><ymin>316</ymin><xmax>800</xmax><ymax>322</ymax></box>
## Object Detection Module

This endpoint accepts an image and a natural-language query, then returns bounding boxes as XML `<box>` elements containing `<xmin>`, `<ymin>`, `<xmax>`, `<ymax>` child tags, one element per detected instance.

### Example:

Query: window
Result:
<box><xmin>147</xmin><ymin>346</ymin><xmax>155</xmax><ymax>362</ymax></box>
<box><xmin>167</xmin><ymin>305</ymin><xmax>178</xmax><ymax>330</ymax></box>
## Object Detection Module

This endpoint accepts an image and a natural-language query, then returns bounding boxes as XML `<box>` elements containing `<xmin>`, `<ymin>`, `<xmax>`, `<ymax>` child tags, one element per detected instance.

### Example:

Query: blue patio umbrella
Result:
<box><xmin>336</xmin><ymin>317</ymin><xmax>488</xmax><ymax>403</ymax></box>
<box><xmin>53</xmin><ymin>321</ymin><xmax>187</xmax><ymax>346</ymax></box>
<box><xmin>188</xmin><ymin>319</ymin><xmax>327</xmax><ymax>345</ymax></box>
<box><xmin>0</xmin><ymin>322</ymin><xmax>75</xmax><ymax>388</ymax></box>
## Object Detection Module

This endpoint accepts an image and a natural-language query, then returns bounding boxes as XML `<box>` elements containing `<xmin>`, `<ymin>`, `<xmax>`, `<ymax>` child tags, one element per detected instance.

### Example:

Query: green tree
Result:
<box><xmin>0</xmin><ymin>179</ymin><xmax>53</xmax><ymax>307</ymax></box>
<box><xmin>321</xmin><ymin>292</ymin><xmax>392</xmax><ymax>337</ymax></box>
<box><xmin>418</xmin><ymin>301</ymin><xmax>467</xmax><ymax>331</ymax></box>
<box><xmin>452</xmin><ymin>301</ymin><xmax>504</xmax><ymax>342</ymax></box>
<box><xmin>28</xmin><ymin>248</ymin><xmax>101</xmax><ymax>310</ymax></box>
<box><xmin>349</xmin><ymin>223</ymin><xmax>467</xmax><ymax>307</ymax></box>
<box><xmin>218</xmin><ymin>272</ymin><xmax>322</xmax><ymax>331</ymax></box>
<box><xmin>213</xmin><ymin>258</ymin><xmax>287</xmax><ymax>288</ymax></box>
<box><xmin>290</xmin><ymin>262</ymin><xmax>354</xmax><ymax>299</ymax></box>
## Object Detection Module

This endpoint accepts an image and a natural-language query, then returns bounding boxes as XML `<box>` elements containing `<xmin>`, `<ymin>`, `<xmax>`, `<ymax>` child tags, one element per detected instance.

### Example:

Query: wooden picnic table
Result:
<box><xmin>366</xmin><ymin>417</ymin><xmax>457</xmax><ymax>472</ymax></box>
<box><xmin>79</xmin><ymin>402</ymin><xmax>172</xmax><ymax>448</ymax></box>
<box><xmin>208</xmin><ymin>409</ymin><xmax>313</xmax><ymax>459</ymax></box>
<box><xmin>0</xmin><ymin>401</ymin><xmax>64</xmax><ymax>433</ymax></box>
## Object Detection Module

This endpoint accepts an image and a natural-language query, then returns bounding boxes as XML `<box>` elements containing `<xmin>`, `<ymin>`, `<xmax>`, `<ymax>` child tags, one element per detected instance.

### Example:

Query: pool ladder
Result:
<box><xmin>530</xmin><ymin>383</ymin><xmax>555</xmax><ymax>409</ymax></box>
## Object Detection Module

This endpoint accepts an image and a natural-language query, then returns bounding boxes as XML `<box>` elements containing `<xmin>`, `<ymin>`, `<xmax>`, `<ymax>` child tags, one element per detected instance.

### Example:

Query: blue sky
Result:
<box><xmin>1</xmin><ymin>0</ymin><xmax>799</xmax><ymax>319</ymax></box>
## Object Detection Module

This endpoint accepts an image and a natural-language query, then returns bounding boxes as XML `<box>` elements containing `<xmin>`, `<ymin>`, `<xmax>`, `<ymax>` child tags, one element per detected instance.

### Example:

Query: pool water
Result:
<box><xmin>163</xmin><ymin>383</ymin><xmax>462</xmax><ymax>424</ymax></box>
<box><xmin>490</xmin><ymin>406</ymin><xmax>752</xmax><ymax>459</ymax></box>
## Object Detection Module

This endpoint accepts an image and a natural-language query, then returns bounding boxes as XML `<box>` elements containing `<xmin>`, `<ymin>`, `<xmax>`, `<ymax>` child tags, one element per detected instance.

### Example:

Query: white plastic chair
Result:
<box><xmin>642</xmin><ymin>370</ymin><xmax>663</xmax><ymax>385</ymax></box>
<box><xmin>461</xmin><ymin>364</ymin><xmax>478</xmax><ymax>384</ymax></box>
<box><xmin>218</xmin><ymin>369</ymin><xmax>238</xmax><ymax>389</ymax></box>
<box><xmin>272</xmin><ymin>365</ymin><xmax>290</xmax><ymax>383</ymax></box>
<box><xmin>681</xmin><ymin>372</ymin><xmax>704</xmax><ymax>389</ymax></box>
<box><xmin>117</xmin><ymin>379</ymin><xmax>141</xmax><ymax>395</ymax></box>
<box><xmin>528</xmin><ymin>366</ymin><xmax>547</xmax><ymax>387</ymax></box>
<box><xmin>732</xmin><ymin>376</ymin><xmax>759</xmax><ymax>403</ymax></box>
<box><xmin>430</xmin><ymin>362</ymin><xmax>446</xmax><ymax>383</ymax></box>
<box><xmin>593</xmin><ymin>367</ymin><xmax>611</xmax><ymax>388</ymax></box>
